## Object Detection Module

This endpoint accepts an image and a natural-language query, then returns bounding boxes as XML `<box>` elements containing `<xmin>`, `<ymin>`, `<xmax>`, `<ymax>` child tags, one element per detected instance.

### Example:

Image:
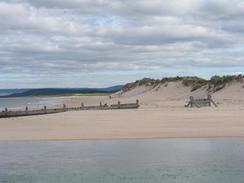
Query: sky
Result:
<box><xmin>0</xmin><ymin>0</ymin><xmax>244</xmax><ymax>88</ymax></box>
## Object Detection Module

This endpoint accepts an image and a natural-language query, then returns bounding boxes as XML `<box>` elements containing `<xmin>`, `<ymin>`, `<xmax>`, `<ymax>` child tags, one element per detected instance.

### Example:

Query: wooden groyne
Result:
<box><xmin>0</xmin><ymin>100</ymin><xmax>140</xmax><ymax>118</ymax></box>
<box><xmin>185</xmin><ymin>95</ymin><xmax>217</xmax><ymax>108</ymax></box>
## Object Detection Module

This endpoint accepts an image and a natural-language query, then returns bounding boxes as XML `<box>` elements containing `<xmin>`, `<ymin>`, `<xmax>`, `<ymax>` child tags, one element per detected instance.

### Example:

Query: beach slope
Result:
<box><xmin>1</xmin><ymin>78</ymin><xmax>244</xmax><ymax>140</ymax></box>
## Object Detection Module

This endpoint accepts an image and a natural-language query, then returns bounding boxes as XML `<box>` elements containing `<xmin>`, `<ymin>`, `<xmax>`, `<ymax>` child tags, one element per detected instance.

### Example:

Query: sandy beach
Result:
<box><xmin>1</xmin><ymin>81</ymin><xmax>244</xmax><ymax>141</ymax></box>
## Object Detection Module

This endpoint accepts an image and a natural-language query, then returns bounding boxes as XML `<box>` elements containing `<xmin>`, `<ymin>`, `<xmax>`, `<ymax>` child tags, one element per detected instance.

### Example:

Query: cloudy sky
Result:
<box><xmin>1</xmin><ymin>0</ymin><xmax>244</xmax><ymax>88</ymax></box>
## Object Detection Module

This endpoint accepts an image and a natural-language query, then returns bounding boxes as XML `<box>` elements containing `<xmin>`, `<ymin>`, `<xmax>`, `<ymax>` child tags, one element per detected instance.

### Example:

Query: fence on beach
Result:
<box><xmin>185</xmin><ymin>95</ymin><xmax>217</xmax><ymax>108</ymax></box>
<box><xmin>0</xmin><ymin>100</ymin><xmax>140</xmax><ymax>118</ymax></box>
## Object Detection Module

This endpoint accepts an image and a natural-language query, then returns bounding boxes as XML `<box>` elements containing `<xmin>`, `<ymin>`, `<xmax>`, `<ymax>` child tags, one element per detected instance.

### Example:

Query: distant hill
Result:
<box><xmin>0</xmin><ymin>85</ymin><xmax>123</xmax><ymax>97</ymax></box>
<box><xmin>0</xmin><ymin>89</ymin><xmax>29</xmax><ymax>96</ymax></box>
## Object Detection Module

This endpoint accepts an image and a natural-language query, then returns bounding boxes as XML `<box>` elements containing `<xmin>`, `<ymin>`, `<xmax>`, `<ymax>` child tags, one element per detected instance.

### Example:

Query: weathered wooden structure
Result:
<box><xmin>0</xmin><ymin>100</ymin><xmax>140</xmax><ymax>118</ymax></box>
<box><xmin>185</xmin><ymin>95</ymin><xmax>217</xmax><ymax>108</ymax></box>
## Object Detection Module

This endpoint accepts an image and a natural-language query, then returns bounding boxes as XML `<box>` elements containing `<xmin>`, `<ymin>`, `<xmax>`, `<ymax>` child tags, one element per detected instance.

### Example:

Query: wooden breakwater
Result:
<box><xmin>185</xmin><ymin>95</ymin><xmax>217</xmax><ymax>108</ymax></box>
<box><xmin>0</xmin><ymin>100</ymin><xmax>140</xmax><ymax>118</ymax></box>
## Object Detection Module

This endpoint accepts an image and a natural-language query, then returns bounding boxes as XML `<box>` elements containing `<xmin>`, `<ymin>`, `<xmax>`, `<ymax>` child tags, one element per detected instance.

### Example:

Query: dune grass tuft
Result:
<box><xmin>122</xmin><ymin>75</ymin><xmax>244</xmax><ymax>93</ymax></box>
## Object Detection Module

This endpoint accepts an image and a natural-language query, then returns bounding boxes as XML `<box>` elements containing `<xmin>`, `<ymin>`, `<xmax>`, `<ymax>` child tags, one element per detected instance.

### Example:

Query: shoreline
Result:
<box><xmin>1</xmin><ymin>82</ymin><xmax>244</xmax><ymax>141</ymax></box>
<box><xmin>1</xmin><ymin>136</ymin><xmax>244</xmax><ymax>142</ymax></box>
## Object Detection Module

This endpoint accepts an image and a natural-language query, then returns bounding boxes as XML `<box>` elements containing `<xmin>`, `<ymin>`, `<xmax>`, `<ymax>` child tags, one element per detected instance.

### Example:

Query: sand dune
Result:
<box><xmin>112</xmin><ymin>79</ymin><xmax>244</xmax><ymax>108</ymax></box>
<box><xmin>1</xmin><ymin>80</ymin><xmax>244</xmax><ymax>141</ymax></box>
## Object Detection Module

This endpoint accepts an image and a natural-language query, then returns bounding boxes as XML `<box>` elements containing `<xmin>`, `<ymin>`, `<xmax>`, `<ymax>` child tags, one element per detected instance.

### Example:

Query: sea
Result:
<box><xmin>0</xmin><ymin>97</ymin><xmax>67</xmax><ymax>110</ymax></box>
<box><xmin>0</xmin><ymin>138</ymin><xmax>244</xmax><ymax>183</ymax></box>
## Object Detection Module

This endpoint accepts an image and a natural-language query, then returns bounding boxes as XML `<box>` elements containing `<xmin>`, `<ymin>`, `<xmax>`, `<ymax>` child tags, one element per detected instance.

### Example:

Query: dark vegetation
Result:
<box><xmin>208</xmin><ymin>75</ymin><xmax>244</xmax><ymax>92</ymax></box>
<box><xmin>122</xmin><ymin>75</ymin><xmax>244</xmax><ymax>92</ymax></box>
<box><xmin>209</xmin><ymin>75</ymin><xmax>243</xmax><ymax>86</ymax></box>
<box><xmin>1</xmin><ymin>85</ymin><xmax>123</xmax><ymax>97</ymax></box>
<box><xmin>0</xmin><ymin>89</ymin><xmax>29</xmax><ymax>96</ymax></box>
<box><xmin>182</xmin><ymin>77</ymin><xmax>208</xmax><ymax>91</ymax></box>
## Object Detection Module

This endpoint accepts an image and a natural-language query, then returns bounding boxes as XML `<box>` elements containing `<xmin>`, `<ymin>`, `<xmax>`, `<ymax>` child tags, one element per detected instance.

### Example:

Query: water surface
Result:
<box><xmin>0</xmin><ymin>139</ymin><xmax>244</xmax><ymax>183</ymax></box>
<box><xmin>0</xmin><ymin>97</ymin><xmax>67</xmax><ymax>110</ymax></box>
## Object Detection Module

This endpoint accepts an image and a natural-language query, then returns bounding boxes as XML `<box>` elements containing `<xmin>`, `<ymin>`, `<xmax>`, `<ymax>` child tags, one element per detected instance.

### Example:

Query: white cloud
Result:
<box><xmin>0</xmin><ymin>0</ymin><xmax>244</xmax><ymax>88</ymax></box>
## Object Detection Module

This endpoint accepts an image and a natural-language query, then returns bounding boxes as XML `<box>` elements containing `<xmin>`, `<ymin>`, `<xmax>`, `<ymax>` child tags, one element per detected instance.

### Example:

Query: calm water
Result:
<box><xmin>0</xmin><ymin>139</ymin><xmax>244</xmax><ymax>183</ymax></box>
<box><xmin>0</xmin><ymin>97</ymin><xmax>67</xmax><ymax>110</ymax></box>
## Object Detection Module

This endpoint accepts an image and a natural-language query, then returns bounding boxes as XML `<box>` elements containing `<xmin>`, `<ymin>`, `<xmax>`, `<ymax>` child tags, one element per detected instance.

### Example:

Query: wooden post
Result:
<box><xmin>118</xmin><ymin>101</ymin><xmax>121</xmax><ymax>109</ymax></box>
<box><xmin>63</xmin><ymin>104</ymin><xmax>66</xmax><ymax>111</ymax></box>
<box><xmin>189</xmin><ymin>96</ymin><xmax>194</xmax><ymax>108</ymax></box>
<box><xmin>189</xmin><ymin>96</ymin><xmax>200</xmax><ymax>108</ymax></box>
<box><xmin>207</xmin><ymin>95</ymin><xmax>211</xmax><ymax>106</ymax></box>
<box><xmin>208</xmin><ymin>95</ymin><xmax>217</xmax><ymax>107</ymax></box>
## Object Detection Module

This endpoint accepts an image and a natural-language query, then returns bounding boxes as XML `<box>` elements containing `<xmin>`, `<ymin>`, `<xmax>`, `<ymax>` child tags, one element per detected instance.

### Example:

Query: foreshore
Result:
<box><xmin>1</xmin><ymin>80</ymin><xmax>244</xmax><ymax>141</ymax></box>
<box><xmin>1</xmin><ymin>95</ymin><xmax>244</xmax><ymax>141</ymax></box>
